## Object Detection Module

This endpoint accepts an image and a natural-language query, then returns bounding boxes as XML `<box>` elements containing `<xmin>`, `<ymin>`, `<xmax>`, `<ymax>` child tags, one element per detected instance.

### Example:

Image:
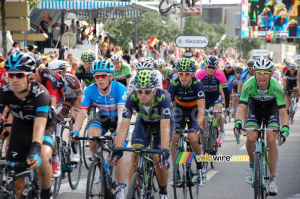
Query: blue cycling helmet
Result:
<box><xmin>5</xmin><ymin>52</ymin><xmax>36</xmax><ymax>73</ymax></box>
<box><xmin>91</xmin><ymin>60</ymin><xmax>115</xmax><ymax>75</ymax></box>
<box><xmin>205</xmin><ymin>55</ymin><xmax>219</xmax><ymax>67</ymax></box>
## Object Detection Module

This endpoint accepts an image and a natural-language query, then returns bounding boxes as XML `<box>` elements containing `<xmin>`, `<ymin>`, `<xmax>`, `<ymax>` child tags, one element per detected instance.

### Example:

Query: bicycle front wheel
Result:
<box><xmin>83</xmin><ymin>124</ymin><xmax>93</xmax><ymax>170</ymax></box>
<box><xmin>127</xmin><ymin>172</ymin><xmax>143</xmax><ymax>199</ymax></box>
<box><xmin>173</xmin><ymin>150</ymin><xmax>187</xmax><ymax>199</ymax></box>
<box><xmin>68</xmin><ymin>142</ymin><xmax>82</xmax><ymax>190</ymax></box>
<box><xmin>254</xmin><ymin>153</ymin><xmax>264</xmax><ymax>199</ymax></box>
<box><xmin>86</xmin><ymin>159</ymin><xmax>105</xmax><ymax>199</ymax></box>
<box><xmin>187</xmin><ymin>157</ymin><xmax>200</xmax><ymax>199</ymax></box>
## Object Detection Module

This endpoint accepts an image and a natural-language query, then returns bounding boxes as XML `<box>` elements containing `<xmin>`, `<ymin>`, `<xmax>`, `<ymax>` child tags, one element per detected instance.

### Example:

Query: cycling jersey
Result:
<box><xmin>228</xmin><ymin>74</ymin><xmax>239</xmax><ymax>93</ymax></box>
<box><xmin>283</xmin><ymin>70</ymin><xmax>298</xmax><ymax>96</ymax></box>
<box><xmin>239</xmin><ymin>69</ymin><xmax>253</xmax><ymax>83</ymax></box>
<box><xmin>75</xmin><ymin>65</ymin><xmax>94</xmax><ymax>86</ymax></box>
<box><xmin>195</xmin><ymin>70</ymin><xmax>228</xmax><ymax>100</ymax></box>
<box><xmin>127</xmin><ymin>70</ymin><xmax>163</xmax><ymax>93</ymax></box>
<box><xmin>39</xmin><ymin>68</ymin><xmax>65</xmax><ymax>106</ymax></box>
<box><xmin>240</xmin><ymin>77</ymin><xmax>285</xmax><ymax>128</ymax></box>
<box><xmin>81</xmin><ymin>81</ymin><xmax>127</xmax><ymax>119</ymax></box>
<box><xmin>123</xmin><ymin>89</ymin><xmax>171</xmax><ymax>123</ymax></box>
<box><xmin>0</xmin><ymin>82</ymin><xmax>56</xmax><ymax>172</ymax></box>
<box><xmin>223</xmin><ymin>69</ymin><xmax>235</xmax><ymax>81</ymax></box>
<box><xmin>168</xmin><ymin>77</ymin><xmax>205</xmax><ymax>109</ymax></box>
<box><xmin>114</xmin><ymin>63</ymin><xmax>132</xmax><ymax>87</ymax></box>
<box><xmin>63</xmin><ymin>73</ymin><xmax>82</xmax><ymax>100</ymax></box>
<box><xmin>0</xmin><ymin>68</ymin><xmax>8</xmax><ymax>86</ymax></box>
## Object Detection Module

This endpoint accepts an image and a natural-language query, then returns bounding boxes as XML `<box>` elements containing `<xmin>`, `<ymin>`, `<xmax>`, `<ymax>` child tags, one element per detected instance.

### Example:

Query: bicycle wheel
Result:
<box><xmin>289</xmin><ymin>99</ymin><xmax>295</xmax><ymax>124</ymax></box>
<box><xmin>152</xmin><ymin>171</ymin><xmax>159</xmax><ymax>197</ymax></box>
<box><xmin>254</xmin><ymin>153</ymin><xmax>263</xmax><ymax>199</ymax></box>
<box><xmin>86</xmin><ymin>159</ymin><xmax>105</xmax><ymax>199</ymax></box>
<box><xmin>188</xmin><ymin>157</ymin><xmax>199</xmax><ymax>199</ymax></box>
<box><xmin>68</xmin><ymin>142</ymin><xmax>82</xmax><ymax>190</ymax></box>
<box><xmin>83</xmin><ymin>124</ymin><xmax>93</xmax><ymax>170</ymax></box>
<box><xmin>52</xmin><ymin>138</ymin><xmax>64</xmax><ymax>197</ymax></box>
<box><xmin>127</xmin><ymin>172</ymin><xmax>143</xmax><ymax>199</ymax></box>
<box><xmin>159</xmin><ymin>0</ymin><xmax>173</xmax><ymax>15</ymax></box>
<box><xmin>211</xmin><ymin>126</ymin><xmax>219</xmax><ymax>169</ymax></box>
<box><xmin>25</xmin><ymin>189</ymin><xmax>40</xmax><ymax>199</ymax></box>
<box><xmin>173</xmin><ymin>149</ymin><xmax>187</xmax><ymax>199</ymax></box>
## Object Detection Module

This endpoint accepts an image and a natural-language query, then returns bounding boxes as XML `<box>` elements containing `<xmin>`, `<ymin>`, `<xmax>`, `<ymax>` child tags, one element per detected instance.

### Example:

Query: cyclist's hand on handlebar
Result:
<box><xmin>158</xmin><ymin>149</ymin><xmax>170</xmax><ymax>170</ymax></box>
<box><xmin>278</xmin><ymin>126</ymin><xmax>289</xmax><ymax>146</ymax></box>
<box><xmin>69</xmin><ymin>130</ymin><xmax>79</xmax><ymax>142</ymax></box>
<box><xmin>110</xmin><ymin>149</ymin><xmax>123</xmax><ymax>166</ymax></box>
<box><xmin>234</xmin><ymin>119</ymin><xmax>243</xmax><ymax>136</ymax></box>
<box><xmin>26</xmin><ymin>142</ymin><xmax>42</xmax><ymax>169</ymax></box>
<box><xmin>196</xmin><ymin>125</ymin><xmax>204</xmax><ymax>136</ymax></box>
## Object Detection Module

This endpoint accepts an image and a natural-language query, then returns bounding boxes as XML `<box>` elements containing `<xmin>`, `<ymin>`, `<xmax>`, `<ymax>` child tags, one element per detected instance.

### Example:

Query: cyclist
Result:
<box><xmin>168</xmin><ymin>58</ymin><xmax>206</xmax><ymax>186</ymax></box>
<box><xmin>111</xmin><ymin>54</ymin><xmax>132</xmax><ymax>88</ymax></box>
<box><xmin>72</xmin><ymin>60</ymin><xmax>127</xmax><ymax>199</ymax></box>
<box><xmin>49</xmin><ymin>60</ymin><xmax>83</xmax><ymax>119</ymax></box>
<box><xmin>0</xmin><ymin>53</ymin><xmax>55</xmax><ymax>199</ymax></box>
<box><xmin>75</xmin><ymin>51</ymin><xmax>96</xmax><ymax>90</ymax></box>
<box><xmin>237</xmin><ymin>59</ymin><xmax>255</xmax><ymax>95</ymax></box>
<box><xmin>223</xmin><ymin>60</ymin><xmax>235</xmax><ymax>115</ymax></box>
<box><xmin>112</xmin><ymin>70</ymin><xmax>172</xmax><ymax>199</ymax></box>
<box><xmin>234</xmin><ymin>59</ymin><xmax>289</xmax><ymax>195</ymax></box>
<box><xmin>228</xmin><ymin>65</ymin><xmax>243</xmax><ymax>112</ymax></box>
<box><xmin>155</xmin><ymin>59</ymin><xmax>172</xmax><ymax>90</ymax></box>
<box><xmin>283</xmin><ymin>62</ymin><xmax>299</xmax><ymax>114</ymax></box>
<box><xmin>196</xmin><ymin>55</ymin><xmax>228</xmax><ymax>145</ymax></box>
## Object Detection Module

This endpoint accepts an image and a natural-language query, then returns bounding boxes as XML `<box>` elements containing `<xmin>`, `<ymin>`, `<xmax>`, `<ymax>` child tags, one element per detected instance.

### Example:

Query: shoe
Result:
<box><xmin>87</xmin><ymin>152</ymin><xmax>93</xmax><ymax>161</ymax></box>
<box><xmin>71</xmin><ymin>153</ymin><xmax>80</xmax><ymax>163</ymax></box>
<box><xmin>159</xmin><ymin>194</ymin><xmax>169</xmax><ymax>199</ymax></box>
<box><xmin>242</xmin><ymin>130</ymin><xmax>246</xmax><ymax>136</ymax></box>
<box><xmin>246</xmin><ymin>167</ymin><xmax>253</xmax><ymax>185</ymax></box>
<box><xmin>268</xmin><ymin>180</ymin><xmax>278</xmax><ymax>195</ymax></box>
<box><xmin>116</xmin><ymin>187</ymin><xmax>125</xmax><ymax>199</ymax></box>
<box><xmin>93</xmin><ymin>167</ymin><xmax>100</xmax><ymax>184</ymax></box>
<box><xmin>217</xmin><ymin>130</ymin><xmax>225</xmax><ymax>146</ymax></box>
<box><xmin>197</xmin><ymin>169</ymin><xmax>206</xmax><ymax>187</ymax></box>
<box><xmin>52</xmin><ymin>159</ymin><xmax>61</xmax><ymax>178</ymax></box>
<box><xmin>169</xmin><ymin>176</ymin><xmax>173</xmax><ymax>186</ymax></box>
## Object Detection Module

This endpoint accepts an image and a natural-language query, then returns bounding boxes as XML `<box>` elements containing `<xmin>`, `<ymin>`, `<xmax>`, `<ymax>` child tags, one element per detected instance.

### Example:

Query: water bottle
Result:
<box><xmin>104</xmin><ymin>159</ymin><xmax>111</xmax><ymax>179</ymax></box>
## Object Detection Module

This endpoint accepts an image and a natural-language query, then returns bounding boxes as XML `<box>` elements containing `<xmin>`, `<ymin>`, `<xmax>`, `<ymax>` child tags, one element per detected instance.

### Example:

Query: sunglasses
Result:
<box><xmin>94</xmin><ymin>74</ymin><xmax>110</xmax><ymax>80</ymax></box>
<box><xmin>207</xmin><ymin>66</ymin><xmax>216</xmax><ymax>69</ymax></box>
<box><xmin>136</xmin><ymin>88</ymin><xmax>155</xmax><ymax>95</ymax></box>
<box><xmin>178</xmin><ymin>72</ymin><xmax>192</xmax><ymax>78</ymax></box>
<box><xmin>84</xmin><ymin>62</ymin><xmax>93</xmax><ymax>65</ymax></box>
<box><xmin>256</xmin><ymin>71</ymin><xmax>271</xmax><ymax>76</ymax></box>
<box><xmin>290</xmin><ymin>68</ymin><xmax>296</xmax><ymax>70</ymax></box>
<box><xmin>7</xmin><ymin>72</ymin><xmax>30</xmax><ymax>79</ymax></box>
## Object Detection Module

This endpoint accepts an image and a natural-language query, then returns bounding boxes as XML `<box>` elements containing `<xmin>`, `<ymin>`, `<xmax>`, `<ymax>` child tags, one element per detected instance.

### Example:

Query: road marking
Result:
<box><xmin>206</xmin><ymin>170</ymin><xmax>218</xmax><ymax>181</ymax></box>
<box><xmin>240</xmin><ymin>144</ymin><xmax>246</xmax><ymax>150</ymax></box>
<box><xmin>59</xmin><ymin>178</ymin><xmax>87</xmax><ymax>194</ymax></box>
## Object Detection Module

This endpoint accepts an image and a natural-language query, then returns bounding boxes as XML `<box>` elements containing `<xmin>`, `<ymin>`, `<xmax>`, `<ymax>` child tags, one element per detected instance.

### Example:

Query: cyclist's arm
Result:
<box><xmin>220</xmin><ymin>84</ymin><xmax>225</xmax><ymax>105</ymax></box>
<box><xmin>126</xmin><ymin>78</ymin><xmax>131</xmax><ymax>89</ymax></box>
<box><xmin>197</xmin><ymin>100</ymin><xmax>205</xmax><ymax>127</ymax></box>
<box><xmin>282</xmin><ymin>78</ymin><xmax>287</xmax><ymax>89</ymax></box>
<box><xmin>279</xmin><ymin>108</ymin><xmax>289</xmax><ymax>128</ymax></box>
<box><xmin>160</xmin><ymin>119</ymin><xmax>170</xmax><ymax>149</ymax></box>
<box><xmin>235</xmin><ymin>103</ymin><xmax>247</xmax><ymax>122</ymax></box>
<box><xmin>115</xmin><ymin>118</ymin><xmax>131</xmax><ymax>148</ymax></box>
<box><xmin>32</xmin><ymin>117</ymin><xmax>47</xmax><ymax>144</ymax></box>
<box><xmin>73</xmin><ymin>109</ymin><xmax>88</xmax><ymax>133</ymax></box>
<box><xmin>237</xmin><ymin>81</ymin><xmax>243</xmax><ymax>94</ymax></box>
<box><xmin>117</xmin><ymin>105</ymin><xmax>125</xmax><ymax>130</ymax></box>
<box><xmin>81</xmin><ymin>81</ymin><xmax>86</xmax><ymax>90</ymax></box>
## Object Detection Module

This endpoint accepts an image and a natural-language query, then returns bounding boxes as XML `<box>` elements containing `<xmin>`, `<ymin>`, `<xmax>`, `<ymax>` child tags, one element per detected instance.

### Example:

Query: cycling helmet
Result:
<box><xmin>175</xmin><ymin>58</ymin><xmax>196</xmax><ymax>72</ymax></box>
<box><xmin>81</xmin><ymin>51</ymin><xmax>96</xmax><ymax>62</ymax></box>
<box><xmin>289</xmin><ymin>62</ymin><xmax>298</xmax><ymax>69</ymax></box>
<box><xmin>253</xmin><ymin>59</ymin><xmax>274</xmax><ymax>72</ymax></box>
<box><xmin>146</xmin><ymin>57</ymin><xmax>155</xmax><ymax>63</ymax></box>
<box><xmin>201</xmin><ymin>62</ymin><xmax>206</xmax><ymax>69</ymax></box>
<box><xmin>247</xmin><ymin>59</ymin><xmax>255</xmax><ymax>67</ymax></box>
<box><xmin>224</xmin><ymin>60</ymin><xmax>233</xmax><ymax>68</ymax></box>
<box><xmin>234</xmin><ymin>65</ymin><xmax>243</xmax><ymax>72</ymax></box>
<box><xmin>154</xmin><ymin>60</ymin><xmax>166</xmax><ymax>68</ymax></box>
<box><xmin>135</xmin><ymin>58</ymin><xmax>154</xmax><ymax>70</ymax></box>
<box><xmin>91</xmin><ymin>60</ymin><xmax>115</xmax><ymax>75</ymax></box>
<box><xmin>254</xmin><ymin>57</ymin><xmax>262</xmax><ymax>61</ymax></box>
<box><xmin>205</xmin><ymin>55</ymin><xmax>219</xmax><ymax>67</ymax></box>
<box><xmin>49</xmin><ymin>60</ymin><xmax>66</xmax><ymax>71</ymax></box>
<box><xmin>134</xmin><ymin>69</ymin><xmax>158</xmax><ymax>88</ymax></box>
<box><xmin>110</xmin><ymin>54</ymin><xmax>123</xmax><ymax>62</ymax></box>
<box><xmin>5</xmin><ymin>52</ymin><xmax>36</xmax><ymax>73</ymax></box>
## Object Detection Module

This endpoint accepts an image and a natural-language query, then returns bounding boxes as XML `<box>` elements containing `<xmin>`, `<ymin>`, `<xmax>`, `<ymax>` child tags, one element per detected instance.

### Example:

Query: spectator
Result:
<box><xmin>104</xmin><ymin>49</ymin><xmax>112</xmax><ymax>59</ymax></box>
<box><xmin>26</xmin><ymin>44</ymin><xmax>37</xmax><ymax>58</ymax></box>
<box><xmin>67</xmin><ymin>53</ymin><xmax>74</xmax><ymax>66</ymax></box>
<box><xmin>8</xmin><ymin>41</ymin><xmax>20</xmax><ymax>55</ymax></box>
<box><xmin>81</xmin><ymin>25</ymin><xmax>89</xmax><ymax>45</ymax></box>
<box><xmin>116</xmin><ymin>46</ymin><xmax>123</xmax><ymax>56</ymax></box>
<box><xmin>109</xmin><ymin>41</ymin><xmax>115</xmax><ymax>51</ymax></box>
<box><xmin>76</xmin><ymin>21</ymin><xmax>82</xmax><ymax>44</ymax></box>
<box><xmin>102</xmin><ymin>37</ymin><xmax>109</xmax><ymax>54</ymax></box>
<box><xmin>53</xmin><ymin>23</ymin><xmax>61</xmax><ymax>47</ymax></box>
<box><xmin>122</xmin><ymin>49</ymin><xmax>132</xmax><ymax>64</ymax></box>
<box><xmin>70</xmin><ymin>60</ymin><xmax>79</xmax><ymax>75</ymax></box>
<box><xmin>48</xmin><ymin>17</ymin><xmax>53</xmax><ymax>47</ymax></box>
<box><xmin>128</xmin><ymin>39</ymin><xmax>133</xmax><ymax>55</ymax></box>
<box><xmin>39</xmin><ymin>14</ymin><xmax>50</xmax><ymax>52</ymax></box>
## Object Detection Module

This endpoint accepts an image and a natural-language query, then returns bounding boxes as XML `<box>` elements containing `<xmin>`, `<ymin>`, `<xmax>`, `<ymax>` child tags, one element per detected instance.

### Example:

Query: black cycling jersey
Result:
<box><xmin>75</xmin><ymin>65</ymin><xmax>94</xmax><ymax>86</ymax></box>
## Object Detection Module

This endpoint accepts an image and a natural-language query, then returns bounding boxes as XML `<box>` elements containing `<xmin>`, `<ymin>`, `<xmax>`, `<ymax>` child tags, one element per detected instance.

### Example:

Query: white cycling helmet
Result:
<box><xmin>253</xmin><ymin>59</ymin><xmax>274</xmax><ymax>72</ymax></box>
<box><xmin>110</xmin><ymin>54</ymin><xmax>123</xmax><ymax>62</ymax></box>
<box><xmin>289</xmin><ymin>62</ymin><xmax>298</xmax><ymax>69</ymax></box>
<box><xmin>135</xmin><ymin>58</ymin><xmax>154</xmax><ymax>70</ymax></box>
<box><xmin>48</xmin><ymin>60</ymin><xmax>66</xmax><ymax>71</ymax></box>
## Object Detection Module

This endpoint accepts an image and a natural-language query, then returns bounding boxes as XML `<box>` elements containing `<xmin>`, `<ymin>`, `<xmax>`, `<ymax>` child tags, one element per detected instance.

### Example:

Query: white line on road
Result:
<box><xmin>240</xmin><ymin>144</ymin><xmax>246</xmax><ymax>150</ymax></box>
<box><xmin>206</xmin><ymin>170</ymin><xmax>218</xmax><ymax>181</ymax></box>
<box><xmin>59</xmin><ymin>178</ymin><xmax>87</xmax><ymax>194</ymax></box>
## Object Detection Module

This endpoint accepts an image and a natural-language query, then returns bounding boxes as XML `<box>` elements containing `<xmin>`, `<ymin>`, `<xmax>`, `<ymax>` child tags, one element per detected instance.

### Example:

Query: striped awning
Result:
<box><xmin>37</xmin><ymin>1</ymin><xmax>156</xmax><ymax>18</ymax></box>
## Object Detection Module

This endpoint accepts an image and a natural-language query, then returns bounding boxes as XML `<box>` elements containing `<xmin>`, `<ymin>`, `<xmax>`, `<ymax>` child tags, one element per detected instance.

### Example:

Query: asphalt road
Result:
<box><xmin>57</xmin><ymin>107</ymin><xmax>300</xmax><ymax>199</ymax></box>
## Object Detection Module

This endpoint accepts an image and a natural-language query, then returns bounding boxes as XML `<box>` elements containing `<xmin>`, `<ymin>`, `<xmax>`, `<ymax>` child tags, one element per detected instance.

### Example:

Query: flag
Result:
<box><xmin>176</xmin><ymin>152</ymin><xmax>195</xmax><ymax>164</ymax></box>
<box><xmin>149</xmin><ymin>36</ymin><xmax>159</xmax><ymax>50</ymax></box>
<box><xmin>266</xmin><ymin>31</ymin><xmax>273</xmax><ymax>42</ymax></box>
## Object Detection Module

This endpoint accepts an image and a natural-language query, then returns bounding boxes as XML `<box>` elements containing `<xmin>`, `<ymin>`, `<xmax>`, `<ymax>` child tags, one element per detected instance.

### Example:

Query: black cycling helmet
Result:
<box><xmin>5</xmin><ymin>52</ymin><xmax>36</xmax><ymax>73</ymax></box>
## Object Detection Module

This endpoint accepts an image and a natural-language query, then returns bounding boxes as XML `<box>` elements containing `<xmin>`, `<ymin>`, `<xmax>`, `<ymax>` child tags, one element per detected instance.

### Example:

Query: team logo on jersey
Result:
<box><xmin>32</xmin><ymin>86</ymin><xmax>44</xmax><ymax>97</ymax></box>
<box><xmin>198</xmin><ymin>91</ymin><xmax>204</xmax><ymax>97</ymax></box>
<box><xmin>123</xmin><ymin>107</ymin><xmax>128</xmax><ymax>116</ymax></box>
<box><xmin>81</xmin><ymin>95</ymin><xmax>86</xmax><ymax>102</ymax></box>
<box><xmin>122</xmin><ymin>92</ymin><xmax>127</xmax><ymax>101</ymax></box>
<box><xmin>11</xmin><ymin>151</ymin><xmax>18</xmax><ymax>158</ymax></box>
<box><xmin>163</xmin><ymin>108</ymin><xmax>171</xmax><ymax>115</ymax></box>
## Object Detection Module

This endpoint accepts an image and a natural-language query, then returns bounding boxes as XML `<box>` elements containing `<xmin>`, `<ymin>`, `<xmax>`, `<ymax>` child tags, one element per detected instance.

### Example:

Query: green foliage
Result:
<box><xmin>104</xmin><ymin>11</ymin><xmax>180</xmax><ymax>48</ymax></box>
<box><xmin>27</xmin><ymin>0</ymin><xmax>40</xmax><ymax>7</ymax></box>
<box><xmin>183</xmin><ymin>16</ymin><xmax>236</xmax><ymax>50</ymax></box>
<box><xmin>241</xmin><ymin>38</ymin><xmax>264</xmax><ymax>60</ymax></box>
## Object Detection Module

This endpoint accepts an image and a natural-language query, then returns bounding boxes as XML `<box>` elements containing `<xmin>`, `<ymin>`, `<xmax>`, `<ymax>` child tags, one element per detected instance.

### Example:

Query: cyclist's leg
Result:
<box><xmin>187</xmin><ymin>109</ymin><xmax>201</xmax><ymax>156</ymax></box>
<box><xmin>285</xmin><ymin>83</ymin><xmax>292</xmax><ymax>111</ymax></box>
<box><xmin>14</xmin><ymin>178</ymin><xmax>25</xmax><ymax>198</ymax></box>
<box><xmin>213</xmin><ymin>103</ymin><xmax>224</xmax><ymax>131</ymax></box>
<box><xmin>294</xmin><ymin>86</ymin><xmax>299</xmax><ymax>101</ymax></box>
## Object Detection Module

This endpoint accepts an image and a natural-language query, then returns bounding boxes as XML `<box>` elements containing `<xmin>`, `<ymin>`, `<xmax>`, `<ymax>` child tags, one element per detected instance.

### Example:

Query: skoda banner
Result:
<box><xmin>175</xmin><ymin>35</ymin><xmax>209</xmax><ymax>48</ymax></box>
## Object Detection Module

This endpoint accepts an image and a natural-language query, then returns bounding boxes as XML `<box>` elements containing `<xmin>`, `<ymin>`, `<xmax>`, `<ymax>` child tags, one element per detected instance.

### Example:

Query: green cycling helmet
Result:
<box><xmin>81</xmin><ymin>51</ymin><xmax>96</xmax><ymax>62</ymax></box>
<box><xmin>134</xmin><ymin>69</ymin><xmax>158</xmax><ymax>88</ymax></box>
<box><xmin>175</xmin><ymin>58</ymin><xmax>196</xmax><ymax>72</ymax></box>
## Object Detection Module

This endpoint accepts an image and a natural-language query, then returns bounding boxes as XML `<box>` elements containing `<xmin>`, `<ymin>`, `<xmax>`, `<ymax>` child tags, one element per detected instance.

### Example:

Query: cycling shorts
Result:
<box><xmin>173</xmin><ymin>107</ymin><xmax>198</xmax><ymax>130</ymax></box>
<box><xmin>60</xmin><ymin>98</ymin><xmax>77</xmax><ymax>118</ymax></box>
<box><xmin>245</xmin><ymin>98</ymin><xmax>280</xmax><ymax>129</ymax></box>
<box><xmin>285</xmin><ymin>81</ymin><xmax>297</xmax><ymax>96</ymax></box>
<box><xmin>131</xmin><ymin>116</ymin><xmax>173</xmax><ymax>149</ymax></box>
<box><xmin>205</xmin><ymin>94</ymin><xmax>223</xmax><ymax>109</ymax></box>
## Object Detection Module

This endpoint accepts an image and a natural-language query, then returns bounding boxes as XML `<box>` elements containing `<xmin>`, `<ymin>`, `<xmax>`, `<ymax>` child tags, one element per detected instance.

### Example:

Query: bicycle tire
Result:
<box><xmin>263</xmin><ymin>160</ymin><xmax>268</xmax><ymax>198</ymax></box>
<box><xmin>211</xmin><ymin>126</ymin><xmax>219</xmax><ymax>169</ymax></box>
<box><xmin>86</xmin><ymin>159</ymin><xmax>105</xmax><ymax>199</ymax></box>
<box><xmin>127</xmin><ymin>172</ymin><xmax>143</xmax><ymax>199</ymax></box>
<box><xmin>188</xmin><ymin>157</ymin><xmax>199</xmax><ymax>199</ymax></box>
<box><xmin>254</xmin><ymin>153</ymin><xmax>262</xmax><ymax>199</ymax></box>
<box><xmin>152</xmin><ymin>172</ymin><xmax>159</xmax><ymax>195</ymax></box>
<box><xmin>159</xmin><ymin>0</ymin><xmax>173</xmax><ymax>15</ymax></box>
<box><xmin>25</xmin><ymin>189</ymin><xmax>40</xmax><ymax>199</ymax></box>
<box><xmin>82</xmin><ymin>124</ymin><xmax>92</xmax><ymax>170</ymax></box>
<box><xmin>68</xmin><ymin>142</ymin><xmax>82</xmax><ymax>190</ymax></box>
<box><xmin>173</xmin><ymin>149</ymin><xmax>187</xmax><ymax>199</ymax></box>
<box><xmin>53</xmin><ymin>139</ymin><xmax>64</xmax><ymax>197</ymax></box>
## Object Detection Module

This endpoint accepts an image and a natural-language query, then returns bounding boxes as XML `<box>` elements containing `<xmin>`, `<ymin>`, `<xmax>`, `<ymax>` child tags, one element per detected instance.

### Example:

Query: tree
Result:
<box><xmin>104</xmin><ymin>11</ymin><xmax>181</xmax><ymax>48</ymax></box>
<box><xmin>183</xmin><ymin>16</ymin><xmax>236</xmax><ymax>50</ymax></box>
<box><xmin>240</xmin><ymin>38</ymin><xmax>264</xmax><ymax>60</ymax></box>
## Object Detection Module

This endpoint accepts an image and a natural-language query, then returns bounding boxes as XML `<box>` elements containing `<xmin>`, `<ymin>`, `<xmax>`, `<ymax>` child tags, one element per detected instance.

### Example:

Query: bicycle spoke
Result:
<box><xmin>86</xmin><ymin>159</ymin><xmax>105</xmax><ymax>199</ymax></box>
<box><xmin>68</xmin><ymin>142</ymin><xmax>82</xmax><ymax>190</ymax></box>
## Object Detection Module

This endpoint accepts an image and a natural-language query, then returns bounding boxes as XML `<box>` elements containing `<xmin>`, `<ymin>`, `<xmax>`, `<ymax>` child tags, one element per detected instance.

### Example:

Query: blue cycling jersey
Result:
<box><xmin>228</xmin><ymin>74</ymin><xmax>239</xmax><ymax>92</ymax></box>
<box><xmin>80</xmin><ymin>81</ymin><xmax>127</xmax><ymax>118</ymax></box>
<box><xmin>239</xmin><ymin>69</ymin><xmax>253</xmax><ymax>83</ymax></box>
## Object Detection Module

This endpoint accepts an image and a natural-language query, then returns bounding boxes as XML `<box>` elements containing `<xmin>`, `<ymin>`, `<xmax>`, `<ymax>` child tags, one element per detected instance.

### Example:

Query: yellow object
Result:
<box><xmin>0</xmin><ymin>62</ymin><xmax>4</xmax><ymax>68</ymax></box>
<box><xmin>47</xmin><ymin>58</ymin><xmax>52</xmax><ymax>62</ymax></box>
<box><xmin>39</xmin><ymin>64</ymin><xmax>46</xmax><ymax>68</ymax></box>
<box><xmin>279</xmin><ymin>10</ymin><xmax>288</xmax><ymax>18</ymax></box>
<box><xmin>40</xmin><ymin>55</ymin><xmax>47</xmax><ymax>60</ymax></box>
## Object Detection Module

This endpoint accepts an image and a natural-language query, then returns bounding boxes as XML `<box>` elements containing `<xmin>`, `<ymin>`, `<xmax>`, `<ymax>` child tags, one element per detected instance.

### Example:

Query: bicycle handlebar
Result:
<box><xmin>0</xmin><ymin>160</ymin><xmax>28</xmax><ymax>168</ymax></box>
<box><xmin>242</xmin><ymin>128</ymin><xmax>278</xmax><ymax>133</ymax></box>
<box><xmin>174</xmin><ymin>128</ymin><xmax>195</xmax><ymax>134</ymax></box>
<box><xmin>74</xmin><ymin>136</ymin><xmax>113</xmax><ymax>141</ymax></box>
<box><xmin>56</xmin><ymin>116</ymin><xmax>75</xmax><ymax>123</ymax></box>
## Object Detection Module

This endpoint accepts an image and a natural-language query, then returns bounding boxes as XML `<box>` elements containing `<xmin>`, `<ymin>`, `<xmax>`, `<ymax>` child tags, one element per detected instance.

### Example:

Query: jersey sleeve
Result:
<box><xmin>270</xmin><ymin>79</ymin><xmax>286</xmax><ymax>109</ymax></box>
<box><xmin>158</xmin><ymin>91</ymin><xmax>171</xmax><ymax>120</ymax></box>
<box><xmin>75</xmin><ymin>66</ymin><xmax>83</xmax><ymax>81</ymax></box>
<box><xmin>283</xmin><ymin>71</ymin><xmax>287</xmax><ymax>79</ymax></box>
<box><xmin>123</xmin><ymin>64</ymin><xmax>132</xmax><ymax>78</ymax></box>
<box><xmin>122</xmin><ymin>92</ymin><xmax>136</xmax><ymax>119</ymax></box>
<box><xmin>34</xmin><ymin>85</ymin><xmax>51</xmax><ymax>118</ymax></box>
<box><xmin>167</xmin><ymin>82</ymin><xmax>176</xmax><ymax>102</ymax></box>
<box><xmin>228</xmin><ymin>75</ymin><xmax>235</xmax><ymax>92</ymax></box>
<box><xmin>195</xmin><ymin>80</ymin><xmax>205</xmax><ymax>100</ymax></box>
<box><xmin>117</xmin><ymin>83</ymin><xmax>127</xmax><ymax>106</ymax></box>
<box><xmin>127</xmin><ymin>77</ymin><xmax>136</xmax><ymax>93</ymax></box>
<box><xmin>239</xmin><ymin>70</ymin><xmax>248</xmax><ymax>83</ymax></box>
<box><xmin>80</xmin><ymin>85</ymin><xmax>93</xmax><ymax>111</ymax></box>
<box><xmin>44</xmin><ymin>78</ymin><xmax>59</xmax><ymax>102</ymax></box>
<box><xmin>239</xmin><ymin>78</ymin><xmax>254</xmax><ymax>105</ymax></box>
<box><xmin>215</xmin><ymin>70</ymin><xmax>228</xmax><ymax>88</ymax></box>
